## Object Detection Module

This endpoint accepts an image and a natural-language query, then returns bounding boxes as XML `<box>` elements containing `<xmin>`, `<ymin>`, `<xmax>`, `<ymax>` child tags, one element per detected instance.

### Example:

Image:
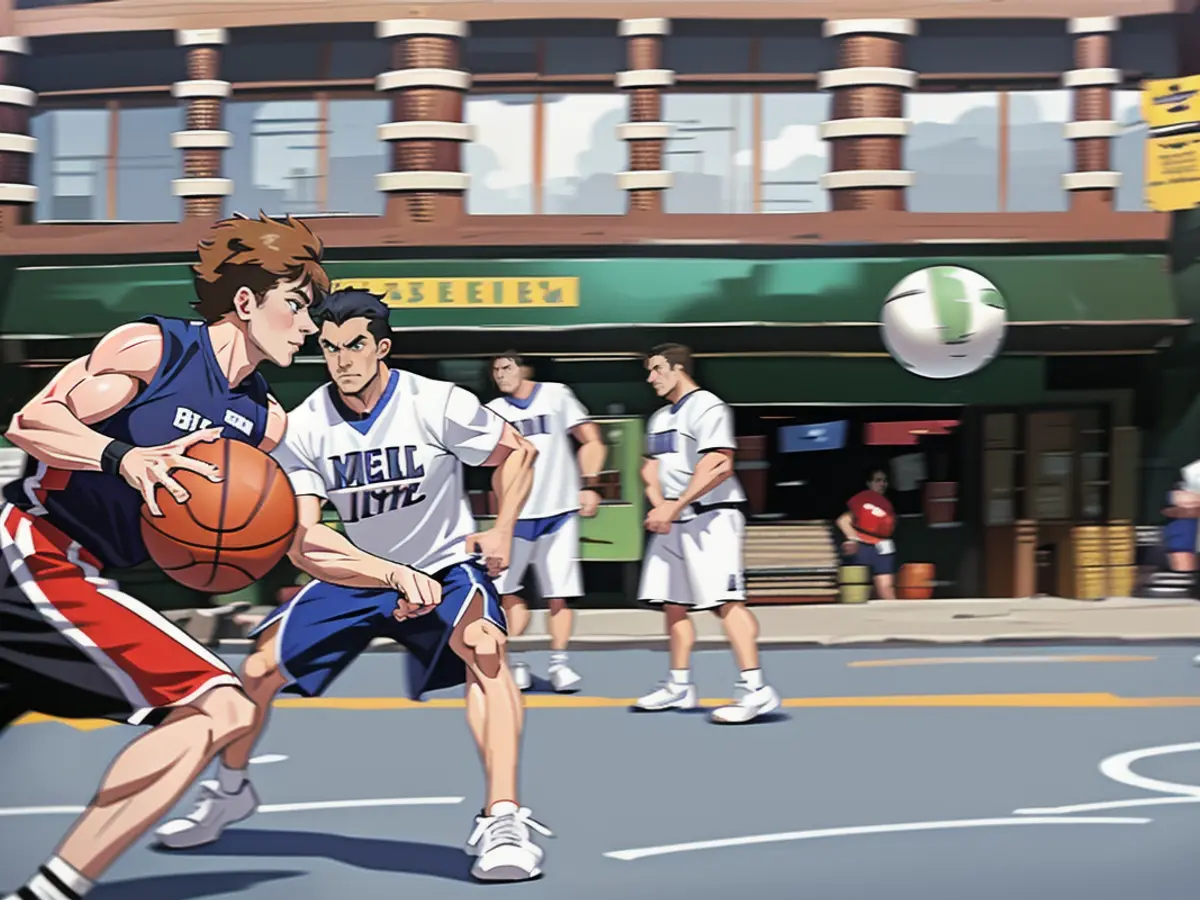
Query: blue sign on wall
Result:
<box><xmin>777</xmin><ymin>420</ymin><xmax>848</xmax><ymax>454</ymax></box>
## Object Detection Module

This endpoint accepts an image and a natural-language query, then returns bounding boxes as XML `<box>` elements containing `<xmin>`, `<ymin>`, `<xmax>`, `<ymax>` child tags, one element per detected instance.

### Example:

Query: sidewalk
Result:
<box><xmin>186</xmin><ymin>596</ymin><xmax>1200</xmax><ymax>652</ymax></box>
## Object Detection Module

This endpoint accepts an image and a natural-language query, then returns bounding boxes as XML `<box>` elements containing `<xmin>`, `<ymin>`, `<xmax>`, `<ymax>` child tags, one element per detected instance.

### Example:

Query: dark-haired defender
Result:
<box><xmin>633</xmin><ymin>344</ymin><xmax>780</xmax><ymax>724</ymax></box>
<box><xmin>486</xmin><ymin>351</ymin><xmax>607</xmax><ymax>693</ymax></box>
<box><xmin>1</xmin><ymin>213</ymin><xmax>327</xmax><ymax>900</ymax></box>
<box><xmin>155</xmin><ymin>289</ymin><xmax>551</xmax><ymax>882</ymax></box>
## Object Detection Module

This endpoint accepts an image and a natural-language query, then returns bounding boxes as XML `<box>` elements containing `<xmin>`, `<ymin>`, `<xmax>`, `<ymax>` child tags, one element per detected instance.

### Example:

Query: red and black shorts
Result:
<box><xmin>0</xmin><ymin>503</ymin><xmax>242</xmax><ymax>731</ymax></box>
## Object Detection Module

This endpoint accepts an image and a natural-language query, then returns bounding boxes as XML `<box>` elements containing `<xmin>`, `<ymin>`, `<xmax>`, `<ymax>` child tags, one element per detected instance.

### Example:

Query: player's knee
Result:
<box><xmin>201</xmin><ymin>685</ymin><xmax>257</xmax><ymax>743</ymax></box>
<box><xmin>240</xmin><ymin>646</ymin><xmax>280</xmax><ymax>690</ymax></box>
<box><xmin>457</xmin><ymin>618</ymin><xmax>506</xmax><ymax>680</ymax></box>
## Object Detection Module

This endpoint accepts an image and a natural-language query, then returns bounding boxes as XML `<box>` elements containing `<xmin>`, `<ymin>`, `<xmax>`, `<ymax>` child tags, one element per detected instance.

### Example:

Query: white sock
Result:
<box><xmin>670</xmin><ymin>668</ymin><xmax>691</xmax><ymax>685</ymax></box>
<box><xmin>17</xmin><ymin>856</ymin><xmax>93</xmax><ymax>899</ymax></box>
<box><xmin>741</xmin><ymin>668</ymin><xmax>764</xmax><ymax>690</ymax></box>
<box><xmin>488</xmin><ymin>800</ymin><xmax>519</xmax><ymax>817</ymax></box>
<box><xmin>217</xmin><ymin>762</ymin><xmax>247</xmax><ymax>794</ymax></box>
<box><xmin>549</xmin><ymin>651</ymin><xmax>568</xmax><ymax>667</ymax></box>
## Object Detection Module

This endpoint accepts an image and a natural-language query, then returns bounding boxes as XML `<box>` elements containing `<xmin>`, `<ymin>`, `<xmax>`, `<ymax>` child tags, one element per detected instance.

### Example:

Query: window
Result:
<box><xmin>543</xmin><ymin>93</ymin><xmax>625</xmax><ymax>214</ymax></box>
<box><xmin>663</xmin><ymin>93</ymin><xmax>753</xmax><ymax>214</ymax></box>
<box><xmin>464</xmin><ymin>94</ymin><xmax>535</xmax><ymax>214</ymax></box>
<box><xmin>760</xmin><ymin>93</ymin><xmax>829</xmax><ymax>213</ymax></box>
<box><xmin>30</xmin><ymin>108</ymin><xmax>110</xmax><ymax>221</ymax></box>
<box><xmin>906</xmin><ymin>93</ymin><xmax>1001</xmax><ymax>212</ymax></box>
<box><xmin>326</xmin><ymin>98</ymin><xmax>388</xmax><ymax>215</ymax></box>
<box><xmin>1113</xmin><ymin>89</ymin><xmax>1147</xmax><ymax>212</ymax></box>
<box><xmin>1006</xmin><ymin>90</ymin><xmax>1070</xmax><ymax>212</ymax></box>
<box><xmin>115</xmin><ymin>104</ymin><xmax>184</xmax><ymax>222</ymax></box>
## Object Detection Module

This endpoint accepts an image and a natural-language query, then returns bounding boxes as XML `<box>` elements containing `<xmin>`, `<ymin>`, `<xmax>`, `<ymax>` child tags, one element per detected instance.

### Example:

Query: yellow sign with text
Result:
<box><xmin>330</xmin><ymin>277</ymin><xmax>580</xmax><ymax>308</ymax></box>
<box><xmin>1142</xmin><ymin>76</ymin><xmax>1200</xmax><ymax>211</ymax></box>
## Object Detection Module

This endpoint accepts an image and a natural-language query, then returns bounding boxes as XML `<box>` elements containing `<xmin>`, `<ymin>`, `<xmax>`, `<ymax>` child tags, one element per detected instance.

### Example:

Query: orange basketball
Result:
<box><xmin>140</xmin><ymin>438</ymin><xmax>298</xmax><ymax>594</ymax></box>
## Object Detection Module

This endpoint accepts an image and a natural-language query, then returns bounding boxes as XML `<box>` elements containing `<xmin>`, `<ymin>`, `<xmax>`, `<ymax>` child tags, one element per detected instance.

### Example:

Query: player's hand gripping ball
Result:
<box><xmin>140</xmin><ymin>438</ymin><xmax>298</xmax><ymax>594</ymax></box>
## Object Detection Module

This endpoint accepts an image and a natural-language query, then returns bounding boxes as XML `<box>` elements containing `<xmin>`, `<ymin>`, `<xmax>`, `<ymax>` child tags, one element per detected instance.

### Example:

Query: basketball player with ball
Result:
<box><xmin>0</xmin><ymin>213</ymin><xmax>330</xmax><ymax>900</ymax></box>
<box><xmin>155</xmin><ymin>288</ymin><xmax>551</xmax><ymax>882</ymax></box>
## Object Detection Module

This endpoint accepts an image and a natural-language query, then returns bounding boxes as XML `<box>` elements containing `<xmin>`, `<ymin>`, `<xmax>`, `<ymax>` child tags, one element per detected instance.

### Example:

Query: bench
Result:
<box><xmin>744</xmin><ymin>521</ymin><xmax>840</xmax><ymax>605</ymax></box>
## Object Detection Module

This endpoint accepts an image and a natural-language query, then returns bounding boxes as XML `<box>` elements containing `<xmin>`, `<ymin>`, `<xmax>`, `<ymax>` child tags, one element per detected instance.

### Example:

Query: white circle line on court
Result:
<box><xmin>0</xmin><ymin>796</ymin><xmax>464</xmax><ymax>819</ymax></box>
<box><xmin>1015</xmin><ymin>796</ymin><xmax>1200</xmax><ymax>815</ymax></box>
<box><xmin>602</xmin><ymin>817</ymin><xmax>1150</xmax><ymax>861</ymax></box>
<box><xmin>249</xmin><ymin>754</ymin><xmax>289</xmax><ymax>765</ymax></box>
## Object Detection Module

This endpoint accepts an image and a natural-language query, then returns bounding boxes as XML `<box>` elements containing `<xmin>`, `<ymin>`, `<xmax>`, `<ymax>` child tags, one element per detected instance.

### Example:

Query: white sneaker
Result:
<box><xmin>548</xmin><ymin>663</ymin><xmax>582</xmax><ymax>693</ymax></box>
<box><xmin>633</xmin><ymin>680</ymin><xmax>697</xmax><ymax>711</ymax></box>
<box><xmin>711</xmin><ymin>682</ymin><xmax>782</xmax><ymax>724</ymax></box>
<box><xmin>511</xmin><ymin>661</ymin><xmax>532</xmax><ymax>692</ymax></box>
<box><xmin>464</xmin><ymin>804</ymin><xmax>553</xmax><ymax>881</ymax></box>
<box><xmin>154</xmin><ymin>779</ymin><xmax>259</xmax><ymax>849</ymax></box>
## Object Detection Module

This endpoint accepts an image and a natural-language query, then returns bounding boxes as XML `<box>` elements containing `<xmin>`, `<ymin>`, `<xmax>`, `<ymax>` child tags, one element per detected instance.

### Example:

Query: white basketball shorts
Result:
<box><xmin>638</xmin><ymin>507</ymin><xmax>746</xmax><ymax>610</ymax></box>
<box><xmin>494</xmin><ymin>512</ymin><xmax>584</xmax><ymax>599</ymax></box>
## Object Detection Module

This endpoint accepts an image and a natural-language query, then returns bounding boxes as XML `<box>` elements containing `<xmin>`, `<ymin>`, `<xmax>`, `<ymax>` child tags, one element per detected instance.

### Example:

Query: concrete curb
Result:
<box><xmin>213</xmin><ymin>633</ymin><xmax>1200</xmax><ymax>654</ymax></box>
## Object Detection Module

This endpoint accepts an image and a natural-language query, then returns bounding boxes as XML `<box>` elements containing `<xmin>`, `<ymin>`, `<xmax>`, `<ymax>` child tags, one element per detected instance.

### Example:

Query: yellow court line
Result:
<box><xmin>13</xmin><ymin>692</ymin><xmax>1200</xmax><ymax>729</ymax></box>
<box><xmin>848</xmin><ymin>655</ymin><xmax>1158</xmax><ymax>668</ymax></box>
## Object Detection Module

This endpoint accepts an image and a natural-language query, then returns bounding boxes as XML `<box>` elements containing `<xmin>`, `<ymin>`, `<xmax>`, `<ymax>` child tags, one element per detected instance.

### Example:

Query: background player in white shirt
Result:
<box><xmin>154</xmin><ymin>290</ymin><xmax>550</xmax><ymax>882</ymax></box>
<box><xmin>487</xmin><ymin>352</ymin><xmax>607</xmax><ymax>693</ymax></box>
<box><xmin>633</xmin><ymin>343</ymin><xmax>781</xmax><ymax>724</ymax></box>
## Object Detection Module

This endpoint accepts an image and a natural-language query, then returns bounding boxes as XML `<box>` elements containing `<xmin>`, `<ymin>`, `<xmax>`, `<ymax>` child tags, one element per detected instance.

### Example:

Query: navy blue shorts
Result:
<box><xmin>1163</xmin><ymin>518</ymin><xmax>1198</xmax><ymax>554</ymax></box>
<box><xmin>848</xmin><ymin>542</ymin><xmax>896</xmax><ymax>576</ymax></box>
<box><xmin>250</xmin><ymin>560</ymin><xmax>506</xmax><ymax>700</ymax></box>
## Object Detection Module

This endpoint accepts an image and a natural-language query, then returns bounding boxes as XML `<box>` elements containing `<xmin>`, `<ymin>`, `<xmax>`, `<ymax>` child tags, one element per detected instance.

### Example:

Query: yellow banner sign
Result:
<box><xmin>1143</xmin><ymin>76</ymin><xmax>1200</xmax><ymax>211</ymax></box>
<box><xmin>330</xmin><ymin>277</ymin><xmax>580</xmax><ymax>308</ymax></box>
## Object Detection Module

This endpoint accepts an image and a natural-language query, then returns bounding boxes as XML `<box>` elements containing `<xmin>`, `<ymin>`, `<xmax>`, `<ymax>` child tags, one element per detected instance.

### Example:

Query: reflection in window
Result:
<box><xmin>760</xmin><ymin>93</ymin><xmax>829</xmax><ymax>213</ymax></box>
<box><xmin>906</xmin><ymin>92</ymin><xmax>1000</xmax><ymax>212</ymax></box>
<box><xmin>543</xmin><ymin>93</ymin><xmax>625</xmax><ymax>214</ymax></box>
<box><xmin>663</xmin><ymin>93</ymin><xmax>753</xmax><ymax>213</ymax></box>
<box><xmin>1113</xmin><ymin>90</ymin><xmax>1147</xmax><ymax>212</ymax></box>
<box><xmin>30</xmin><ymin>108</ymin><xmax>110</xmax><ymax>221</ymax></box>
<box><xmin>327</xmin><ymin>98</ymin><xmax>388</xmax><ymax>215</ymax></box>
<box><xmin>226</xmin><ymin>99</ymin><xmax>322</xmax><ymax>217</ymax></box>
<box><xmin>116</xmin><ymin>104</ymin><xmax>183</xmax><ymax>222</ymax></box>
<box><xmin>464</xmin><ymin>94</ymin><xmax>535</xmax><ymax>214</ymax></box>
<box><xmin>1006</xmin><ymin>90</ymin><xmax>1070</xmax><ymax>212</ymax></box>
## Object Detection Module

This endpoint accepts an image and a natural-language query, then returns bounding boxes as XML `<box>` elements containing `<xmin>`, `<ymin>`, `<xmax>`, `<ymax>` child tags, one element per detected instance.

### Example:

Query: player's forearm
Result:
<box><xmin>674</xmin><ymin>453</ymin><xmax>734</xmax><ymax>507</ymax></box>
<box><xmin>491</xmin><ymin>441</ymin><xmax>537</xmax><ymax>532</ymax></box>
<box><xmin>836</xmin><ymin>513</ymin><xmax>858</xmax><ymax>541</ymax></box>
<box><xmin>6</xmin><ymin>401</ymin><xmax>116</xmax><ymax>472</ymax></box>
<box><xmin>289</xmin><ymin>522</ymin><xmax>402</xmax><ymax>589</ymax></box>
<box><xmin>577</xmin><ymin>439</ymin><xmax>607</xmax><ymax>483</ymax></box>
<box><xmin>641</xmin><ymin>462</ymin><xmax>666</xmax><ymax>506</ymax></box>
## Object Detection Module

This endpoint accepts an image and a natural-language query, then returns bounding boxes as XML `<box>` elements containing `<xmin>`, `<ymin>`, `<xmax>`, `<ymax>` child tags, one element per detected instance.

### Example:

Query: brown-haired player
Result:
<box><xmin>0</xmin><ymin>213</ymin><xmax>340</xmax><ymax>900</ymax></box>
<box><xmin>633</xmin><ymin>343</ymin><xmax>780</xmax><ymax>724</ymax></box>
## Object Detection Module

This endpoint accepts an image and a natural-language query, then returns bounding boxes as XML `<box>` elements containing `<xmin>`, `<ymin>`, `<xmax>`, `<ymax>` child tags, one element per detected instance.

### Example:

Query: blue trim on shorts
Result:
<box><xmin>251</xmin><ymin>560</ymin><xmax>506</xmax><ymax>700</ymax></box>
<box><xmin>513</xmin><ymin>511</ymin><xmax>574</xmax><ymax>542</ymax></box>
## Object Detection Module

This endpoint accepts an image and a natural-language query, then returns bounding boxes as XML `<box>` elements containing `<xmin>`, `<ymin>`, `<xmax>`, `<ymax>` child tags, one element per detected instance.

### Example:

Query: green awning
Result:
<box><xmin>1</xmin><ymin>255</ymin><xmax>1182</xmax><ymax>347</ymax></box>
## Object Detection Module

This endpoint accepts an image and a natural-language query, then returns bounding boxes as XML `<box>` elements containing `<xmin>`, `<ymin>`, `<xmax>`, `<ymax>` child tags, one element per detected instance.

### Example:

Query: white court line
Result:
<box><xmin>249</xmin><ymin>754</ymin><xmax>289</xmax><ymax>765</ymax></box>
<box><xmin>603</xmin><ymin>817</ymin><xmax>1150</xmax><ymax>862</ymax></box>
<box><xmin>1014</xmin><ymin>741</ymin><xmax>1200</xmax><ymax>817</ymax></box>
<box><xmin>0</xmin><ymin>797</ymin><xmax>463</xmax><ymax>819</ymax></box>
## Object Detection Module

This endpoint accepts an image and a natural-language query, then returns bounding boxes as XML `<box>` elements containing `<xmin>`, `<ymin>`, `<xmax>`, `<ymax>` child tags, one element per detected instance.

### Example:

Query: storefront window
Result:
<box><xmin>226</xmin><ymin>99</ymin><xmax>322</xmax><ymax>217</ymax></box>
<box><xmin>663</xmin><ymin>93</ymin><xmax>753</xmax><ymax>214</ymax></box>
<box><xmin>30</xmin><ymin>108</ymin><xmax>110</xmax><ymax>221</ymax></box>
<box><xmin>543</xmin><ymin>93</ymin><xmax>625</xmax><ymax>214</ymax></box>
<box><xmin>115</xmin><ymin>104</ymin><xmax>183</xmax><ymax>222</ymax></box>
<box><xmin>465</xmin><ymin>93</ymin><xmax>535</xmax><ymax>214</ymax></box>
<box><xmin>1113</xmin><ymin>89</ymin><xmax>1147</xmax><ymax>212</ymax></box>
<box><xmin>1005</xmin><ymin>89</ymin><xmax>1071</xmax><ymax>212</ymax></box>
<box><xmin>326</xmin><ymin>98</ymin><xmax>388</xmax><ymax>215</ymax></box>
<box><xmin>760</xmin><ymin>92</ymin><xmax>829</xmax><ymax>214</ymax></box>
<box><xmin>906</xmin><ymin>92</ymin><xmax>1001</xmax><ymax>212</ymax></box>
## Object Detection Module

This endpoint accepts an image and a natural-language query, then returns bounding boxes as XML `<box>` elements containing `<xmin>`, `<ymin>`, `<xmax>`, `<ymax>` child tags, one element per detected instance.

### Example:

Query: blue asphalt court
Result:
<box><xmin>5</xmin><ymin>644</ymin><xmax>1200</xmax><ymax>900</ymax></box>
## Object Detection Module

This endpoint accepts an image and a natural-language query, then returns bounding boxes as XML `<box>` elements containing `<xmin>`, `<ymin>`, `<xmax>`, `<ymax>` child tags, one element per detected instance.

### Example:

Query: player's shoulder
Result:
<box><xmin>689</xmin><ymin>389</ymin><xmax>727</xmax><ymax>415</ymax></box>
<box><xmin>1183</xmin><ymin>459</ymin><xmax>1200</xmax><ymax>490</ymax></box>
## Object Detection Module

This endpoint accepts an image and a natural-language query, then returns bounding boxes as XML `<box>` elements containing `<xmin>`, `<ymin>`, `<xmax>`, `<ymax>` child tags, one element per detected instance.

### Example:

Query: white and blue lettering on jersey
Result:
<box><xmin>644</xmin><ymin>388</ymin><xmax>746</xmax><ymax>520</ymax></box>
<box><xmin>486</xmin><ymin>381</ymin><xmax>590</xmax><ymax>520</ymax></box>
<box><xmin>273</xmin><ymin>369</ymin><xmax>506</xmax><ymax>574</ymax></box>
<box><xmin>3</xmin><ymin>316</ymin><xmax>271</xmax><ymax>570</ymax></box>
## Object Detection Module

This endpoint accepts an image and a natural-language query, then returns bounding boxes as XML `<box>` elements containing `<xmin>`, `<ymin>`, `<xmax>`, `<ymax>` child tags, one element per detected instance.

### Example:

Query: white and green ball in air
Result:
<box><xmin>881</xmin><ymin>266</ymin><xmax>1008</xmax><ymax>380</ymax></box>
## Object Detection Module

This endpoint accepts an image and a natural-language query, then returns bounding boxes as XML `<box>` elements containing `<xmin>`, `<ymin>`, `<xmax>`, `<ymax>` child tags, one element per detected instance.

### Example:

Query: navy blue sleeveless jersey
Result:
<box><xmin>2</xmin><ymin>316</ymin><xmax>272</xmax><ymax>570</ymax></box>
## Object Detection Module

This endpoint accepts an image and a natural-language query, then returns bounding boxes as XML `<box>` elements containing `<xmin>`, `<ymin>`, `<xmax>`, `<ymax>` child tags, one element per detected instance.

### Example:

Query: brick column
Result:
<box><xmin>0</xmin><ymin>36</ymin><xmax>35</xmax><ymax>229</ymax></box>
<box><xmin>171</xmin><ymin>29</ymin><xmax>232</xmax><ymax>219</ymax></box>
<box><xmin>818</xmin><ymin>19</ymin><xmax>917</xmax><ymax>211</ymax></box>
<box><xmin>1062</xmin><ymin>17</ymin><xmax>1121</xmax><ymax>212</ymax></box>
<box><xmin>616</xmin><ymin>18</ymin><xmax>674</xmax><ymax>214</ymax></box>
<box><xmin>375</xmin><ymin>20</ymin><xmax>470</xmax><ymax>225</ymax></box>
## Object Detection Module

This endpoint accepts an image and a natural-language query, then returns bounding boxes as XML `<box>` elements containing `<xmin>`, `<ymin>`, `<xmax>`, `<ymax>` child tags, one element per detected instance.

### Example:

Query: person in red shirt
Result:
<box><xmin>836</xmin><ymin>468</ymin><xmax>897</xmax><ymax>600</ymax></box>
